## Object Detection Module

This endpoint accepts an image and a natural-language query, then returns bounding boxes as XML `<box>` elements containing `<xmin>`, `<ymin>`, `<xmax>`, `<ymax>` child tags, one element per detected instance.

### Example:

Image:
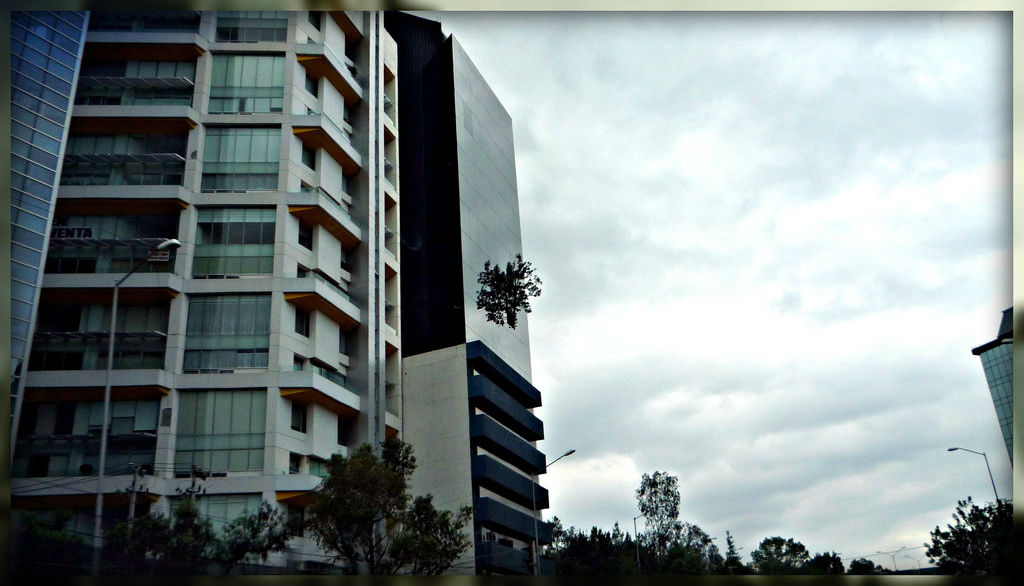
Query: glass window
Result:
<box><xmin>184</xmin><ymin>295</ymin><xmax>271</xmax><ymax>372</ymax></box>
<box><xmin>294</xmin><ymin>308</ymin><xmax>310</xmax><ymax>337</ymax></box>
<box><xmin>298</xmin><ymin>223</ymin><xmax>313</xmax><ymax>250</ymax></box>
<box><xmin>175</xmin><ymin>390</ymin><xmax>266</xmax><ymax>473</ymax></box>
<box><xmin>302</xmin><ymin>146</ymin><xmax>316</xmax><ymax>170</ymax></box>
<box><xmin>208</xmin><ymin>54</ymin><xmax>285</xmax><ymax>114</ymax></box>
<box><xmin>193</xmin><ymin>207</ymin><xmax>275</xmax><ymax>276</ymax></box>
<box><xmin>291</xmin><ymin>402</ymin><xmax>307</xmax><ymax>432</ymax></box>
<box><xmin>201</xmin><ymin>127</ymin><xmax>280</xmax><ymax>191</ymax></box>
<box><xmin>215</xmin><ymin>11</ymin><xmax>289</xmax><ymax>43</ymax></box>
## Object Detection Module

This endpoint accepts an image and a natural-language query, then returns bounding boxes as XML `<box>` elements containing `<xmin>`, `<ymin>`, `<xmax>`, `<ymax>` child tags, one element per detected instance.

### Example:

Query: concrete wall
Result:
<box><xmin>402</xmin><ymin>344</ymin><xmax>476</xmax><ymax>573</ymax></box>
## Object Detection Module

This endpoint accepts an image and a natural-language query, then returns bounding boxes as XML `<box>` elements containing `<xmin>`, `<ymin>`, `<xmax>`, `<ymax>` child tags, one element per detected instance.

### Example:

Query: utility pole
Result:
<box><xmin>126</xmin><ymin>463</ymin><xmax>147</xmax><ymax>537</ymax></box>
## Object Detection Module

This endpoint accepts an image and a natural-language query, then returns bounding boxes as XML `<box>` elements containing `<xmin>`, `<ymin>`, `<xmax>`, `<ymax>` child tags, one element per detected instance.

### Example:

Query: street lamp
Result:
<box><xmin>904</xmin><ymin>554</ymin><xmax>923</xmax><ymax>573</ymax></box>
<box><xmin>947</xmin><ymin>447</ymin><xmax>999</xmax><ymax>500</ymax></box>
<box><xmin>633</xmin><ymin>514</ymin><xmax>644</xmax><ymax>574</ymax></box>
<box><xmin>876</xmin><ymin>546</ymin><xmax>905</xmax><ymax>573</ymax></box>
<box><xmin>531</xmin><ymin>448</ymin><xmax>575</xmax><ymax>575</ymax></box>
<box><xmin>92</xmin><ymin>238</ymin><xmax>180</xmax><ymax>574</ymax></box>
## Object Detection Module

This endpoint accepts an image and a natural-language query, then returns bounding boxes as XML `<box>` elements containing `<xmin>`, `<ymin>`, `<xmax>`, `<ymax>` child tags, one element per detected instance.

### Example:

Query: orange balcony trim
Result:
<box><xmin>328</xmin><ymin>12</ymin><xmax>362</xmax><ymax>43</ymax></box>
<box><xmin>41</xmin><ymin>287</ymin><xmax>179</xmax><ymax>305</ymax></box>
<box><xmin>297</xmin><ymin>54</ymin><xmax>360</xmax><ymax>107</ymax></box>
<box><xmin>284</xmin><ymin>292</ymin><xmax>359</xmax><ymax>332</ymax></box>
<box><xmin>292</xmin><ymin>127</ymin><xmax>359</xmax><ymax>176</ymax></box>
<box><xmin>56</xmin><ymin>197</ymin><xmax>189</xmax><ymax>216</ymax></box>
<box><xmin>70</xmin><ymin>116</ymin><xmax>196</xmax><ymax>135</ymax></box>
<box><xmin>83</xmin><ymin>42</ymin><xmax>205</xmax><ymax>62</ymax></box>
<box><xmin>281</xmin><ymin>387</ymin><xmax>359</xmax><ymax>418</ymax></box>
<box><xmin>276</xmin><ymin>490</ymin><xmax>318</xmax><ymax>506</ymax></box>
<box><xmin>25</xmin><ymin>385</ymin><xmax>170</xmax><ymax>403</ymax></box>
<box><xmin>288</xmin><ymin>205</ymin><xmax>359</xmax><ymax>250</ymax></box>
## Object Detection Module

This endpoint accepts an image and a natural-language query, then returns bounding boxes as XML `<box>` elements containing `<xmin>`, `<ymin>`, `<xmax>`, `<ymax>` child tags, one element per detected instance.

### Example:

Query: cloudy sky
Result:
<box><xmin>424</xmin><ymin>11</ymin><xmax>1012</xmax><ymax>570</ymax></box>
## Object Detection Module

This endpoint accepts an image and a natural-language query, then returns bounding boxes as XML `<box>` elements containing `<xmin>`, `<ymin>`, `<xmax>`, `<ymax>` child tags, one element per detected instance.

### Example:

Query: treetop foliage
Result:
<box><xmin>475</xmin><ymin>254</ymin><xmax>541</xmax><ymax>329</ymax></box>
<box><xmin>925</xmin><ymin>497</ymin><xmax>1013</xmax><ymax>575</ymax></box>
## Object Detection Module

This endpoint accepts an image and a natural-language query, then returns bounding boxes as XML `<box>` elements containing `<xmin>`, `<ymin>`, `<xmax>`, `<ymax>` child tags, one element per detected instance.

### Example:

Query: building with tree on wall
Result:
<box><xmin>386</xmin><ymin>12</ymin><xmax>555</xmax><ymax>575</ymax></box>
<box><xmin>971</xmin><ymin>307</ymin><xmax>1013</xmax><ymax>467</ymax></box>
<box><xmin>10</xmin><ymin>10</ymin><xmax>403</xmax><ymax>571</ymax></box>
<box><xmin>10</xmin><ymin>9</ymin><xmax>552</xmax><ymax>575</ymax></box>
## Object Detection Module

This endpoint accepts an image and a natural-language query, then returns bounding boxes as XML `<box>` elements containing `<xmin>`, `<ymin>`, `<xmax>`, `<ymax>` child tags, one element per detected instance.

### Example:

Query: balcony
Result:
<box><xmin>284</xmin><ymin>274</ymin><xmax>361</xmax><ymax>332</ymax></box>
<box><xmin>292</xmin><ymin>113</ymin><xmax>361</xmax><ymax>176</ymax></box>
<box><xmin>56</xmin><ymin>184</ymin><xmax>191</xmax><ymax>215</ymax></box>
<box><xmin>475</xmin><ymin>541</ymin><xmax>554</xmax><ymax>575</ymax></box>
<box><xmin>474</xmin><ymin>497</ymin><xmax>552</xmax><ymax>545</ymax></box>
<box><xmin>69</xmin><ymin>105</ymin><xmax>198</xmax><ymax>134</ymax></box>
<box><xmin>288</xmin><ymin>190</ymin><xmax>361</xmax><ymax>250</ymax></box>
<box><xmin>469</xmin><ymin>414</ymin><xmax>545</xmax><ymax>475</ymax></box>
<box><xmin>279</xmin><ymin>367</ymin><xmax>360</xmax><ymax>420</ymax></box>
<box><xmin>329</xmin><ymin>12</ymin><xmax>363</xmax><ymax>42</ymax></box>
<box><xmin>384</xmin><ymin>323</ymin><xmax>399</xmax><ymax>356</ymax></box>
<box><xmin>13</xmin><ymin>433</ymin><xmax>157</xmax><ymax>479</ymax></box>
<box><xmin>296</xmin><ymin>44</ymin><xmax>361</xmax><ymax>106</ymax></box>
<box><xmin>466</xmin><ymin>341</ymin><xmax>542</xmax><ymax>409</ymax></box>
<box><xmin>472</xmin><ymin>454</ymin><xmax>548</xmax><ymax>510</ymax></box>
<box><xmin>40</xmin><ymin>271</ymin><xmax>183</xmax><ymax>304</ymax></box>
<box><xmin>468</xmin><ymin>376</ymin><xmax>544</xmax><ymax>442</ymax></box>
<box><xmin>83</xmin><ymin>32</ymin><xmax>207</xmax><ymax>62</ymax></box>
<box><xmin>24</xmin><ymin>368</ymin><xmax>172</xmax><ymax>402</ymax></box>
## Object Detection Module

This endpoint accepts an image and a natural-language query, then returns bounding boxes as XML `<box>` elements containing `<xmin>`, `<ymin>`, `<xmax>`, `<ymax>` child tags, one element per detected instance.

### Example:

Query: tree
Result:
<box><xmin>105</xmin><ymin>497</ymin><xmax>215</xmax><ymax>572</ymax></box>
<box><xmin>848</xmin><ymin>557</ymin><xmax>882</xmax><ymax>575</ymax></box>
<box><xmin>635</xmin><ymin>471</ymin><xmax>680</xmax><ymax>556</ymax></box>
<box><xmin>549</xmin><ymin>524</ymin><xmax>639</xmax><ymax>575</ymax></box>
<box><xmin>13</xmin><ymin>509</ymin><xmax>90</xmax><ymax>573</ymax></box>
<box><xmin>925</xmin><ymin>497</ymin><xmax>1012</xmax><ymax>575</ymax></box>
<box><xmin>475</xmin><ymin>254</ymin><xmax>541</xmax><ymax>329</ymax></box>
<box><xmin>214</xmin><ymin>501</ymin><xmax>302</xmax><ymax>571</ymax></box>
<box><xmin>723</xmin><ymin>531</ymin><xmax>750</xmax><ymax>575</ymax></box>
<box><xmin>805</xmin><ymin>551</ymin><xmax>845</xmax><ymax>575</ymax></box>
<box><xmin>749</xmin><ymin>536</ymin><xmax>810</xmax><ymax>575</ymax></box>
<box><xmin>389</xmin><ymin>495</ymin><xmax>473</xmax><ymax>575</ymax></box>
<box><xmin>306</xmin><ymin>438</ymin><xmax>472</xmax><ymax>574</ymax></box>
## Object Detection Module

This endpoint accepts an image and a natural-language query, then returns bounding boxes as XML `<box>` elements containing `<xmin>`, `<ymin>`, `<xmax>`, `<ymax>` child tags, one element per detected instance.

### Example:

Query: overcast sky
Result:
<box><xmin>423</xmin><ymin>11</ymin><xmax>1013</xmax><ymax>570</ymax></box>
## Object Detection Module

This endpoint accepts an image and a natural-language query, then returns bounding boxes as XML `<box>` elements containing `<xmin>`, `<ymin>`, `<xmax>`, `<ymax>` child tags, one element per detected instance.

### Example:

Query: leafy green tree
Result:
<box><xmin>105</xmin><ymin>497</ymin><xmax>215</xmax><ymax>572</ymax></box>
<box><xmin>307</xmin><ymin>438</ymin><xmax>472</xmax><ymax>574</ymax></box>
<box><xmin>805</xmin><ymin>551</ymin><xmax>845</xmax><ymax>575</ymax></box>
<box><xmin>550</xmin><ymin>524</ymin><xmax>639</xmax><ymax>575</ymax></box>
<box><xmin>636</xmin><ymin>470</ymin><xmax>680</xmax><ymax>556</ymax></box>
<box><xmin>925</xmin><ymin>497</ymin><xmax>1013</xmax><ymax>575</ymax></box>
<box><xmin>723</xmin><ymin>531</ymin><xmax>751</xmax><ymax>575</ymax></box>
<box><xmin>214</xmin><ymin>501</ymin><xmax>302</xmax><ymax>571</ymax></box>
<box><xmin>13</xmin><ymin>509</ymin><xmax>90</xmax><ymax>573</ymax></box>
<box><xmin>848</xmin><ymin>557</ymin><xmax>880</xmax><ymax>574</ymax></box>
<box><xmin>475</xmin><ymin>254</ymin><xmax>541</xmax><ymax>329</ymax></box>
<box><xmin>750</xmin><ymin>536</ymin><xmax>810</xmax><ymax>575</ymax></box>
<box><xmin>389</xmin><ymin>495</ymin><xmax>473</xmax><ymax>575</ymax></box>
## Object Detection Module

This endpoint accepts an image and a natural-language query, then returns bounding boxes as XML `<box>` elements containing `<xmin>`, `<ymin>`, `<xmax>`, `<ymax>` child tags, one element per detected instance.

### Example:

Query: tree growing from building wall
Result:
<box><xmin>475</xmin><ymin>254</ymin><xmax>542</xmax><ymax>329</ymax></box>
<box><xmin>306</xmin><ymin>438</ymin><xmax>472</xmax><ymax>575</ymax></box>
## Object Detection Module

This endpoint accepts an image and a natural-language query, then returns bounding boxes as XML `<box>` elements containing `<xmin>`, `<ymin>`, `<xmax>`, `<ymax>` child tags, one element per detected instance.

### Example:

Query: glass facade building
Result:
<box><xmin>972</xmin><ymin>307</ymin><xmax>1013</xmax><ymax>466</ymax></box>
<box><xmin>10</xmin><ymin>10</ymin><xmax>89</xmax><ymax>446</ymax></box>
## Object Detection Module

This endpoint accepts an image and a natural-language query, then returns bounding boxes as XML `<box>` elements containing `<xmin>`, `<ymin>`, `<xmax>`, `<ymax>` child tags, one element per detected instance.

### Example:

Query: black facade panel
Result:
<box><xmin>386</xmin><ymin>12</ymin><xmax>466</xmax><ymax>357</ymax></box>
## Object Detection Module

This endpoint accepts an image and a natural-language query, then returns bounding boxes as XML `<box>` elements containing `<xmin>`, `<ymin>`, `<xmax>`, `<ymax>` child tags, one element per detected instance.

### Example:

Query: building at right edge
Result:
<box><xmin>971</xmin><ymin>307</ymin><xmax>1013</xmax><ymax>467</ymax></box>
<box><xmin>385</xmin><ymin>13</ymin><xmax>554</xmax><ymax>575</ymax></box>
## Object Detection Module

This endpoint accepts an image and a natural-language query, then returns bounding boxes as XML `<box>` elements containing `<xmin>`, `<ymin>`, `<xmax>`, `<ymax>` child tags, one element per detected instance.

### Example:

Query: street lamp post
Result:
<box><xmin>876</xmin><ymin>546</ymin><xmax>906</xmax><ymax>573</ymax></box>
<box><xmin>904</xmin><ymin>554</ymin><xmax>923</xmax><ymax>574</ymax></box>
<box><xmin>92</xmin><ymin>238</ymin><xmax>180</xmax><ymax>575</ymax></box>
<box><xmin>531</xmin><ymin>448</ymin><xmax>575</xmax><ymax>575</ymax></box>
<box><xmin>633</xmin><ymin>514</ymin><xmax>643</xmax><ymax>574</ymax></box>
<box><xmin>947</xmin><ymin>447</ymin><xmax>999</xmax><ymax>501</ymax></box>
